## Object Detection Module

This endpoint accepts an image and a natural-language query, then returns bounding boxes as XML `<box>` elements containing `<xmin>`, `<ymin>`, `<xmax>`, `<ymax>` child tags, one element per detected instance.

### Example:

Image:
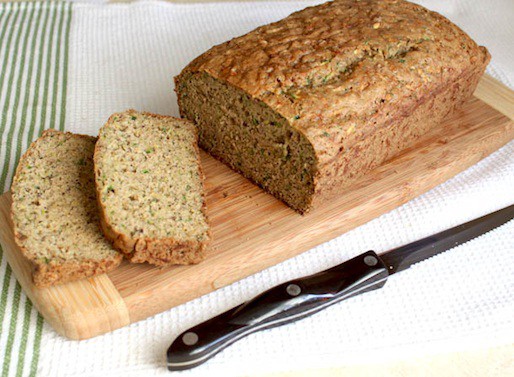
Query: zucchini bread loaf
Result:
<box><xmin>11</xmin><ymin>130</ymin><xmax>122</xmax><ymax>287</ymax></box>
<box><xmin>175</xmin><ymin>0</ymin><xmax>490</xmax><ymax>213</ymax></box>
<box><xmin>94</xmin><ymin>110</ymin><xmax>210</xmax><ymax>266</ymax></box>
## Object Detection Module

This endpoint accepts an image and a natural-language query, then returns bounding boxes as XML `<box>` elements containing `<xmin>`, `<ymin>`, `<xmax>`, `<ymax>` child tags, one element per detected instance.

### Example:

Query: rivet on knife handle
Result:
<box><xmin>167</xmin><ymin>251</ymin><xmax>389</xmax><ymax>371</ymax></box>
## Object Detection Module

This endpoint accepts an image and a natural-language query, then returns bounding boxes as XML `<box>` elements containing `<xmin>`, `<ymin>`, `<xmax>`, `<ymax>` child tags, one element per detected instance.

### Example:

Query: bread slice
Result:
<box><xmin>11</xmin><ymin>130</ymin><xmax>123</xmax><ymax>287</ymax></box>
<box><xmin>94</xmin><ymin>110</ymin><xmax>210</xmax><ymax>266</ymax></box>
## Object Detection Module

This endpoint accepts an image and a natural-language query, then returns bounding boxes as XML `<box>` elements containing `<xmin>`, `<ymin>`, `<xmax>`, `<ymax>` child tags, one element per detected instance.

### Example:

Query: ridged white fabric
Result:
<box><xmin>2</xmin><ymin>1</ymin><xmax>514</xmax><ymax>376</ymax></box>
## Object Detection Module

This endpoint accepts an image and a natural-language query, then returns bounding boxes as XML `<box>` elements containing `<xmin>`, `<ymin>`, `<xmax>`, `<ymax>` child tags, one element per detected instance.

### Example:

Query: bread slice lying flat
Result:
<box><xmin>11</xmin><ymin>130</ymin><xmax>123</xmax><ymax>287</ymax></box>
<box><xmin>94</xmin><ymin>110</ymin><xmax>210</xmax><ymax>266</ymax></box>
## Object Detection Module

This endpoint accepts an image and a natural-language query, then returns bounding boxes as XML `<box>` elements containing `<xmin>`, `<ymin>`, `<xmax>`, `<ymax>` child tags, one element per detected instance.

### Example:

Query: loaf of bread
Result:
<box><xmin>94</xmin><ymin>110</ymin><xmax>210</xmax><ymax>266</ymax></box>
<box><xmin>175</xmin><ymin>0</ymin><xmax>490</xmax><ymax>213</ymax></box>
<box><xmin>11</xmin><ymin>130</ymin><xmax>123</xmax><ymax>287</ymax></box>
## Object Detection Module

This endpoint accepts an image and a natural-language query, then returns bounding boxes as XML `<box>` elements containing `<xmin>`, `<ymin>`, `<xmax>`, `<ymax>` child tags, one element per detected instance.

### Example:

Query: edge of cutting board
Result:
<box><xmin>0</xmin><ymin>75</ymin><xmax>513</xmax><ymax>340</ymax></box>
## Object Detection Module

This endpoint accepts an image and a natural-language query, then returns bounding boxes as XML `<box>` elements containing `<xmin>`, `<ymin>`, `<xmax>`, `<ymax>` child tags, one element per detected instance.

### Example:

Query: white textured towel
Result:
<box><xmin>0</xmin><ymin>1</ymin><xmax>513</xmax><ymax>376</ymax></box>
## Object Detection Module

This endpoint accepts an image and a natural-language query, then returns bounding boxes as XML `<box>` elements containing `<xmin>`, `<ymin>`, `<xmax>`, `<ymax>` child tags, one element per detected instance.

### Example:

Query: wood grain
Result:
<box><xmin>0</xmin><ymin>78</ymin><xmax>513</xmax><ymax>339</ymax></box>
<box><xmin>474</xmin><ymin>74</ymin><xmax>514</xmax><ymax>121</ymax></box>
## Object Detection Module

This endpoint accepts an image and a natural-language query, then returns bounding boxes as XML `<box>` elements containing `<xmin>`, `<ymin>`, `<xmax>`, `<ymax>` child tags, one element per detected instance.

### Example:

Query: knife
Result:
<box><xmin>167</xmin><ymin>204</ymin><xmax>514</xmax><ymax>371</ymax></box>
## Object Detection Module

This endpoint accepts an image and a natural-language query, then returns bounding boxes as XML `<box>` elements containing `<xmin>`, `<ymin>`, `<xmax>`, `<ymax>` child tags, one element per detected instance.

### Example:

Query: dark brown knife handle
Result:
<box><xmin>167</xmin><ymin>251</ymin><xmax>388</xmax><ymax>371</ymax></box>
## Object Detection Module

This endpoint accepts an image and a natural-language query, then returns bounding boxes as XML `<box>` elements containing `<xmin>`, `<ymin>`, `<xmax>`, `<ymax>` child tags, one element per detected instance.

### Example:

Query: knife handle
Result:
<box><xmin>167</xmin><ymin>251</ymin><xmax>388</xmax><ymax>371</ymax></box>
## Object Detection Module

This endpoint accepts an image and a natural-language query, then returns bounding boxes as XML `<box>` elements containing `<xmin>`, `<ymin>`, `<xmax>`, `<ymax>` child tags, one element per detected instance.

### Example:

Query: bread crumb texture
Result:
<box><xmin>94</xmin><ymin>110</ymin><xmax>210</xmax><ymax>266</ymax></box>
<box><xmin>11</xmin><ymin>130</ymin><xmax>122</xmax><ymax>287</ymax></box>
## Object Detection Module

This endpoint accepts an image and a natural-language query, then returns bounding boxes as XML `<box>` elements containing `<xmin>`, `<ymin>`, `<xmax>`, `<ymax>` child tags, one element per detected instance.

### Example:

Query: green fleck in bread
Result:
<box><xmin>175</xmin><ymin>0</ymin><xmax>490</xmax><ymax>213</ymax></box>
<box><xmin>11</xmin><ymin>130</ymin><xmax>123</xmax><ymax>287</ymax></box>
<box><xmin>94</xmin><ymin>110</ymin><xmax>210</xmax><ymax>266</ymax></box>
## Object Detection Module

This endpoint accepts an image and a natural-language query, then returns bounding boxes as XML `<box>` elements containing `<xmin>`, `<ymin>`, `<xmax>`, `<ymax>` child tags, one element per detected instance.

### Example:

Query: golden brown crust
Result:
<box><xmin>31</xmin><ymin>255</ymin><xmax>122</xmax><ymax>288</ymax></box>
<box><xmin>310</xmin><ymin>52</ymin><xmax>489</xmax><ymax>208</ymax></box>
<box><xmin>11</xmin><ymin>130</ymin><xmax>123</xmax><ymax>288</ymax></box>
<box><xmin>94</xmin><ymin>110</ymin><xmax>210</xmax><ymax>266</ymax></box>
<box><xmin>176</xmin><ymin>0</ymin><xmax>490</xmax><ymax>212</ymax></box>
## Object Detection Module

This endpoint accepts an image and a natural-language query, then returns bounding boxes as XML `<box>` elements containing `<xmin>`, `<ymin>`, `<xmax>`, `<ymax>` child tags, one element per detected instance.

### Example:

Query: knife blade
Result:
<box><xmin>167</xmin><ymin>204</ymin><xmax>514</xmax><ymax>371</ymax></box>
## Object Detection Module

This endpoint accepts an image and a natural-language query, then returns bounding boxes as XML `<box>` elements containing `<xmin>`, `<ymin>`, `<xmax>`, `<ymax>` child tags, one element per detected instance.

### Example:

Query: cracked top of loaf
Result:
<box><xmin>181</xmin><ymin>0</ymin><xmax>489</xmax><ymax>149</ymax></box>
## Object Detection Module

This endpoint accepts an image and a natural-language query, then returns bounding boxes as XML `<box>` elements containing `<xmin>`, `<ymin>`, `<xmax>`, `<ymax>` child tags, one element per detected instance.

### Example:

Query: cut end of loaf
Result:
<box><xmin>175</xmin><ymin>73</ymin><xmax>317</xmax><ymax>213</ymax></box>
<box><xmin>94</xmin><ymin>110</ymin><xmax>210</xmax><ymax>266</ymax></box>
<box><xmin>11</xmin><ymin>130</ymin><xmax>123</xmax><ymax>287</ymax></box>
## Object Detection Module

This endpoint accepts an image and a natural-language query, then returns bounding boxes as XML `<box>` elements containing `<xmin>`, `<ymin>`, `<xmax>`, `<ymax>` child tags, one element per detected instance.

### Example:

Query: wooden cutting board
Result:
<box><xmin>0</xmin><ymin>76</ymin><xmax>513</xmax><ymax>340</ymax></box>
